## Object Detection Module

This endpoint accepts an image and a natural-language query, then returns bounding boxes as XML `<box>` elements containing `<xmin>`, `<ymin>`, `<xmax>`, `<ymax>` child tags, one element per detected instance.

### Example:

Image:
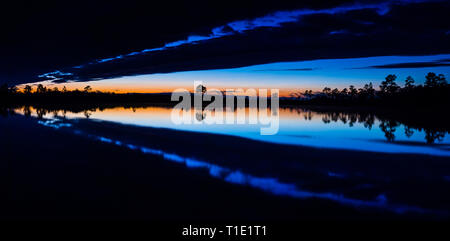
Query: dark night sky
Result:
<box><xmin>1</xmin><ymin>0</ymin><xmax>449</xmax><ymax>86</ymax></box>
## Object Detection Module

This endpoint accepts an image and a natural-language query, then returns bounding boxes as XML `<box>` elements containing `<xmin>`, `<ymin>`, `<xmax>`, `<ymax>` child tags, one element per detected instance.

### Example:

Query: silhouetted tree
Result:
<box><xmin>360</xmin><ymin>82</ymin><xmax>375</xmax><ymax>99</ymax></box>
<box><xmin>196</xmin><ymin>84</ymin><xmax>207</xmax><ymax>94</ymax></box>
<box><xmin>84</xmin><ymin>85</ymin><xmax>92</xmax><ymax>93</ymax></box>
<box><xmin>290</xmin><ymin>92</ymin><xmax>302</xmax><ymax>99</ymax></box>
<box><xmin>322</xmin><ymin>87</ymin><xmax>331</xmax><ymax>95</ymax></box>
<box><xmin>24</xmin><ymin>85</ymin><xmax>32</xmax><ymax>94</ymax></box>
<box><xmin>349</xmin><ymin>85</ymin><xmax>357</xmax><ymax>98</ymax></box>
<box><xmin>404</xmin><ymin>76</ymin><xmax>415</xmax><ymax>89</ymax></box>
<box><xmin>425</xmin><ymin>72</ymin><xmax>447</xmax><ymax>88</ymax></box>
<box><xmin>36</xmin><ymin>84</ymin><xmax>46</xmax><ymax>94</ymax></box>
<box><xmin>8</xmin><ymin>86</ymin><xmax>18</xmax><ymax>94</ymax></box>
<box><xmin>331</xmin><ymin>88</ymin><xmax>339</xmax><ymax>99</ymax></box>
<box><xmin>303</xmin><ymin>90</ymin><xmax>313</xmax><ymax>99</ymax></box>
<box><xmin>379</xmin><ymin>74</ymin><xmax>399</xmax><ymax>95</ymax></box>
<box><xmin>367</xmin><ymin>82</ymin><xmax>375</xmax><ymax>93</ymax></box>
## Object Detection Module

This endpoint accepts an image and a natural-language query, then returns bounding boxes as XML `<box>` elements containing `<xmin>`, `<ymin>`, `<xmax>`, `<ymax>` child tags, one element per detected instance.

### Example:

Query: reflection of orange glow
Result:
<box><xmin>15</xmin><ymin>105</ymin><xmax>323</xmax><ymax>122</ymax></box>
<box><xmin>16</xmin><ymin>81</ymin><xmax>183</xmax><ymax>94</ymax></box>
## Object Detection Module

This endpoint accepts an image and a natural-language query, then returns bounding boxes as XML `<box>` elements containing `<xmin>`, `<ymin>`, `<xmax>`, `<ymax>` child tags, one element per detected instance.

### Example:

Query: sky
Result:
<box><xmin>2</xmin><ymin>0</ymin><xmax>450</xmax><ymax>93</ymax></box>
<box><xmin>21</xmin><ymin>54</ymin><xmax>450</xmax><ymax>96</ymax></box>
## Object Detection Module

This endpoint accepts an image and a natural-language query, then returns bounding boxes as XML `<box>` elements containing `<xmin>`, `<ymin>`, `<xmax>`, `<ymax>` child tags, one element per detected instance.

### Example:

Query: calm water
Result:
<box><xmin>14</xmin><ymin>105</ymin><xmax>450</xmax><ymax>156</ymax></box>
<box><xmin>4</xmin><ymin>105</ymin><xmax>450</xmax><ymax>216</ymax></box>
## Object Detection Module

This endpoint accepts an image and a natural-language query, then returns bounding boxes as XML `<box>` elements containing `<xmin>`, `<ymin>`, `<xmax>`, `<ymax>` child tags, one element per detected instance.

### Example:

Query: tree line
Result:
<box><xmin>288</xmin><ymin>72</ymin><xmax>448</xmax><ymax>108</ymax></box>
<box><xmin>0</xmin><ymin>83</ymin><xmax>173</xmax><ymax>105</ymax></box>
<box><xmin>0</xmin><ymin>84</ymin><xmax>97</xmax><ymax>95</ymax></box>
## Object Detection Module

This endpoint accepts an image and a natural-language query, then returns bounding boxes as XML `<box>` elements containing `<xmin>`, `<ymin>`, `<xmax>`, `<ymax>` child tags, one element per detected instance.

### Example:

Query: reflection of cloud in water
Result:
<box><xmin>366</xmin><ymin>139</ymin><xmax>450</xmax><ymax>149</ymax></box>
<box><xmin>32</xmin><ymin>116</ymin><xmax>447</xmax><ymax>216</ymax></box>
<box><xmin>37</xmin><ymin>119</ymin><xmax>72</xmax><ymax>129</ymax></box>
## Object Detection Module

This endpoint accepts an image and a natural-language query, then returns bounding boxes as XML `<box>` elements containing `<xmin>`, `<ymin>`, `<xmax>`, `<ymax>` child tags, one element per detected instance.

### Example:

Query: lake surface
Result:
<box><xmin>3</xmin><ymin>104</ymin><xmax>450</xmax><ymax>217</ymax></box>
<box><xmin>13</xmin><ymin>105</ymin><xmax>450</xmax><ymax>156</ymax></box>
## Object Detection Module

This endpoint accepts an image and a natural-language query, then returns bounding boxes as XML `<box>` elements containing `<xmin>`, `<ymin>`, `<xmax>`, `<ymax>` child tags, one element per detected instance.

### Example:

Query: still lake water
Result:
<box><xmin>15</xmin><ymin>105</ymin><xmax>450</xmax><ymax>157</ymax></box>
<box><xmin>5</xmin><ymin>105</ymin><xmax>450</xmax><ymax>216</ymax></box>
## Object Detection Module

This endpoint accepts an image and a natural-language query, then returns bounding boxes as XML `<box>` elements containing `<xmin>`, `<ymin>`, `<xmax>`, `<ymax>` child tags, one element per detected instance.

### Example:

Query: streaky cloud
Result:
<box><xmin>37</xmin><ymin>0</ymin><xmax>438</xmax><ymax>83</ymax></box>
<box><xmin>253</xmin><ymin>68</ymin><xmax>316</xmax><ymax>71</ymax></box>
<box><xmin>357</xmin><ymin>61</ymin><xmax>450</xmax><ymax>69</ymax></box>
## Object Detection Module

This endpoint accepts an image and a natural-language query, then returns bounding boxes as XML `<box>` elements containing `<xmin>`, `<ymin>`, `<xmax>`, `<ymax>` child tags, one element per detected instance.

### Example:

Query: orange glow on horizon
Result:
<box><xmin>16</xmin><ymin>81</ymin><xmax>314</xmax><ymax>97</ymax></box>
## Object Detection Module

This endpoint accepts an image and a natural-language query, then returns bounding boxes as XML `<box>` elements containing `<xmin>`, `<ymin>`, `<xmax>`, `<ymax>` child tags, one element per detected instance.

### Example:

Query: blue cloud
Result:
<box><xmin>37</xmin><ymin>0</ymin><xmax>444</xmax><ymax>83</ymax></box>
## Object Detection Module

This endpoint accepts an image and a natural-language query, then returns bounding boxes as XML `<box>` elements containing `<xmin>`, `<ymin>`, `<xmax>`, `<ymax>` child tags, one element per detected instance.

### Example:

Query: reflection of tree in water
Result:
<box><xmin>290</xmin><ymin>107</ymin><xmax>447</xmax><ymax>143</ymax></box>
<box><xmin>195</xmin><ymin>110</ymin><xmax>206</xmax><ymax>121</ymax></box>
<box><xmin>23</xmin><ymin>106</ymin><xmax>31</xmax><ymax>117</ymax></box>
<box><xmin>36</xmin><ymin>108</ymin><xmax>47</xmax><ymax>119</ymax></box>
<box><xmin>379</xmin><ymin>120</ymin><xmax>399</xmax><ymax>142</ymax></box>
<box><xmin>322</xmin><ymin>116</ymin><xmax>331</xmax><ymax>124</ymax></box>
<box><xmin>425</xmin><ymin>130</ymin><xmax>445</xmax><ymax>144</ymax></box>
<box><xmin>84</xmin><ymin>110</ymin><xmax>91</xmax><ymax>118</ymax></box>
<box><xmin>404</xmin><ymin>126</ymin><xmax>414</xmax><ymax>138</ymax></box>
<box><xmin>303</xmin><ymin>111</ymin><xmax>313</xmax><ymax>120</ymax></box>
<box><xmin>340</xmin><ymin>115</ymin><xmax>348</xmax><ymax>124</ymax></box>
<box><xmin>23</xmin><ymin>106</ymin><xmax>100</xmax><ymax>120</ymax></box>
<box><xmin>363</xmin><ymin>115</ymin><xmax>374</xmax><ymax>130</ymax></box>
<box><xmin>8</xmin><ymin>105</ymin><xmax>449</xmax><ymax>144</ymax></box>
<box><xmin>317</xmin><ymin>111</ymin><xmax>375</xmax><ymax>130</ymax></box>
<box><xmin>330</xmin><ymin>113</ymin><xmax>339</xmax><ymax>122</ymax></box>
